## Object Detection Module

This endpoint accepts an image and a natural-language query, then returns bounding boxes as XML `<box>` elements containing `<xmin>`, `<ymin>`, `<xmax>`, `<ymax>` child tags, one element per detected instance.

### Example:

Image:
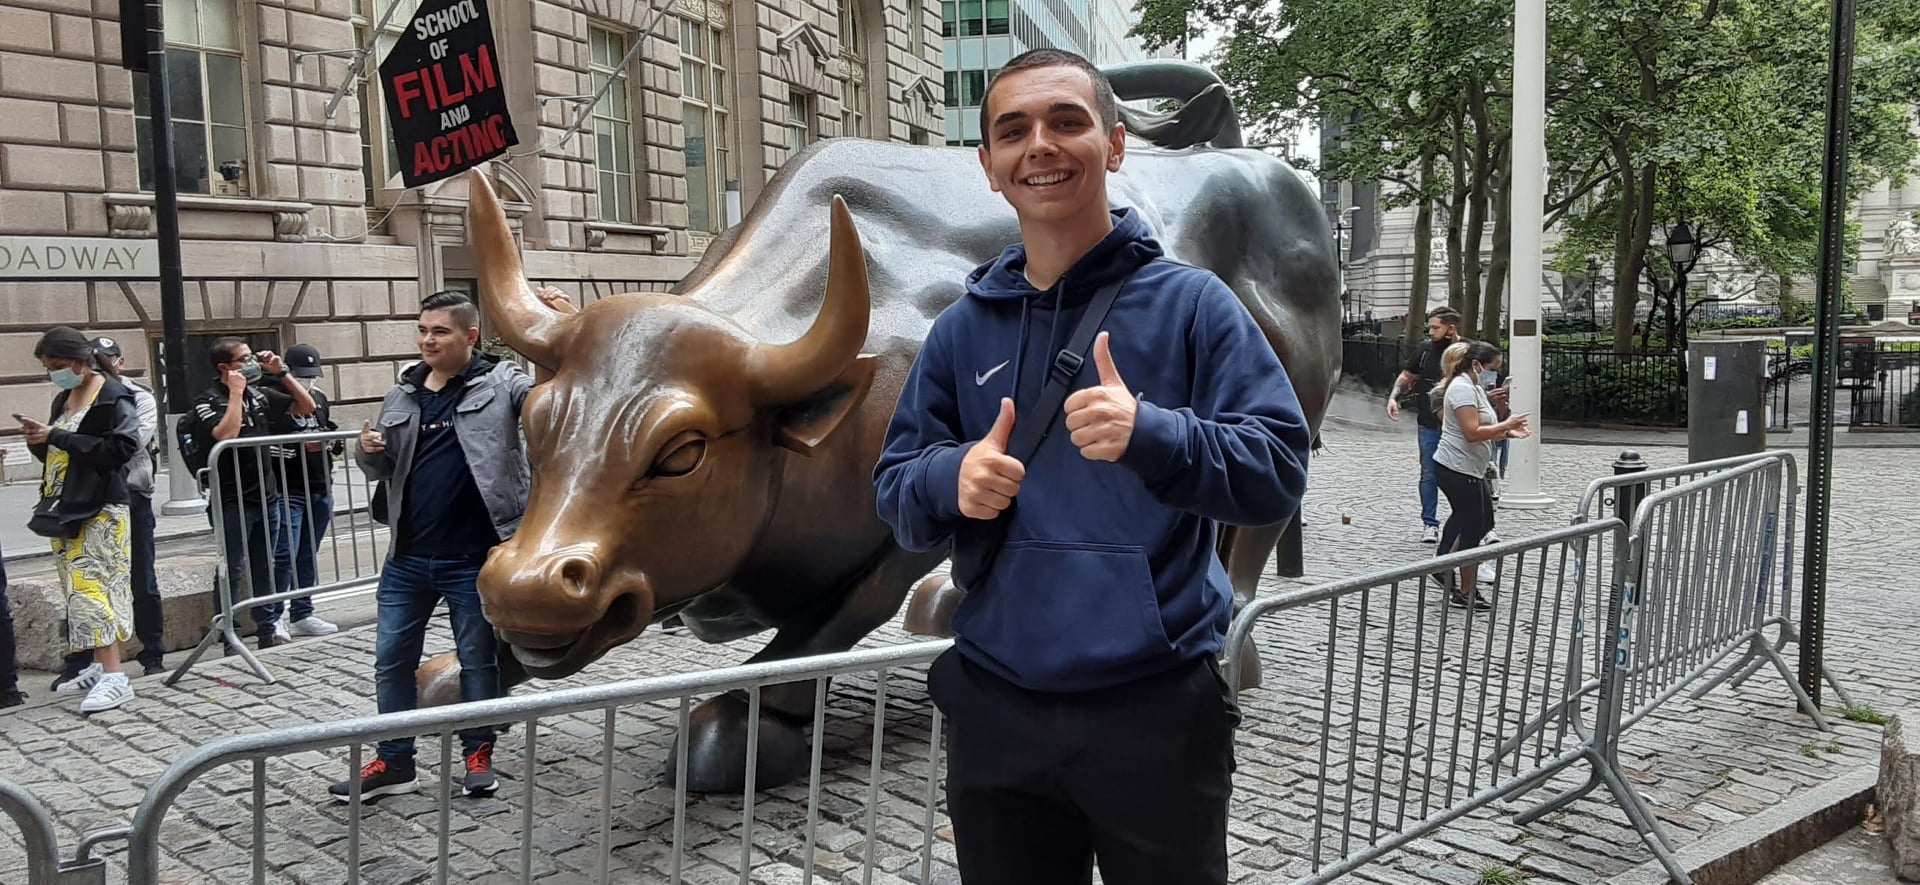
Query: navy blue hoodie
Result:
<box><xmin>873</xmin><ymin>208</ymin><xmax>1312</xmax><ymax>692</ymax></box>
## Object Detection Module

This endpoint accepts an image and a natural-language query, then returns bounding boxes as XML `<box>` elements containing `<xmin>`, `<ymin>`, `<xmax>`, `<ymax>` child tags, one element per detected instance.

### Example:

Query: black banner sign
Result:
<box><xmin>378</xmin><ymin>0</ymin><xmax>518</xmax><ymax>188</ymax></box>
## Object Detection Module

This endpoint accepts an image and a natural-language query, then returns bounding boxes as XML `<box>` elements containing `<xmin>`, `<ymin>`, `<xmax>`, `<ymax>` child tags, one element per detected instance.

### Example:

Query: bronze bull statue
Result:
<box><xmin>423</xmin><ymin>62</ymin><xmax>1340</xmax><ymax>792</ymax></box>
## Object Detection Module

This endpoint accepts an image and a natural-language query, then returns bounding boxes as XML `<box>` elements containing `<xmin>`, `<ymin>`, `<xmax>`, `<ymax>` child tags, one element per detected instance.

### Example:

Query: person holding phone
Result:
<box><xmin>24</xmin><ymin>327</ymin><xmax>142</xmax><ymax>713</ymax></box>
<box><xmin>1429</xmin><ymin>339</ymin><xmax>1530</xmax><ymax>607</ymax></box>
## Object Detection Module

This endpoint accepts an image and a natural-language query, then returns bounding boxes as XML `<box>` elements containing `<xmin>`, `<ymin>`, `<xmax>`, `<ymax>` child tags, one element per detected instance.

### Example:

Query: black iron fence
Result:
<box><xmin>1341</xmin><ymin>337</ymin><xmax>1410</xmax><ymax>393</ymax></box>
<box><xmin>1539</xmin><ymin>347</ymin><xmax>1689</xmax><ymax>427</ymax></box>
<box><xmin>1764</xmin><ymin>340</ymin><xmax>1920</xmax><ymax>430</ymax></box>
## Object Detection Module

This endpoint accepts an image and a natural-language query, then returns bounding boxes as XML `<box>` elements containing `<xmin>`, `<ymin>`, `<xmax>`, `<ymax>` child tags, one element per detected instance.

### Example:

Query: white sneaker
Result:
<box><xmin>1420</xmin><ymin>526</ymin><xmax>1440</xmax><ymax>544</ymax></box>
<box><xmin>1482</xmin><ymin>529</ymin><xmax>1502</xmax><ymax>544</ymax></box>
<box><xmin>290</xmin><ymin>616</ymin><xmax>340</xmax><ymax>637</ymax></box>
<box><xmin>273</xmin><ymin>621</ymin><xmax>292</xmax><ymax>643</ymax></box>
<box><xmin>55</xmin><ymin>663</ymin><xmax>103</xmax><ymax>696</ymax></box>
<box><xmin>79</xmin><ymin>672</ymin><xmax>133</xmax><ymax>713</ymax></box>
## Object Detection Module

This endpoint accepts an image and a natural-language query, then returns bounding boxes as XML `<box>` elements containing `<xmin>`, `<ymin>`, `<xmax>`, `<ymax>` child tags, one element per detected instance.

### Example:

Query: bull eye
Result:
<box><xmin>650</xmin><ymin>437</ymin><xmax>706</xmax><ymax>478</ymax></box>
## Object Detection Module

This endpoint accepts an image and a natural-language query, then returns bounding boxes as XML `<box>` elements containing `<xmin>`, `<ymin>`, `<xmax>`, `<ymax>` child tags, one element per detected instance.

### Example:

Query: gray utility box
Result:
<box><xmin>1687</xmin><ymin>339</ymin><xmax>1767</xmax><ymax>462</ymax></box>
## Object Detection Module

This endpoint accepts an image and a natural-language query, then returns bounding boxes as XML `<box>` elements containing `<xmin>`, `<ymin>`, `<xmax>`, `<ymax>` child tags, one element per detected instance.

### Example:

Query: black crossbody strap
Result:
<box><xmin>1003</xmin><ymin>273</ymin><xmax>1132</xmax><ymax>464</ymax></box>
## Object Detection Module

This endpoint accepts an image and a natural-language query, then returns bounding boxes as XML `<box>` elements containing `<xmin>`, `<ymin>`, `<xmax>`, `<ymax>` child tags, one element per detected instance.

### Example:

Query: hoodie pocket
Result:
<box><xmin>968</xmin><ymin>540</ymin><xmax>1172</xmax><ymax>684</ymax></box>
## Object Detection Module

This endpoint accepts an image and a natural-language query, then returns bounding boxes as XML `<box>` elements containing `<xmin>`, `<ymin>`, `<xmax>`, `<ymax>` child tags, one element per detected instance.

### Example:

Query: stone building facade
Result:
<box><xmin>0</xmin><ymin>0</ymin><xmax>944</xmax><ymax>473</ymax></box>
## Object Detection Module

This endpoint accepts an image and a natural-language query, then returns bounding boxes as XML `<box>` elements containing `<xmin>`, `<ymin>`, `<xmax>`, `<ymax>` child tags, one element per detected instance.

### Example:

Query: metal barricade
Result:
<box><xmin>1221</xmin><ymin>522</ymin><xmax>1637</xmax><ymax>883</ymax></box>
<box><xmin>1611</xmin><ymin>457</ymin><xmax>1828</xmax><ymax>731</ymax></box>
<box><xmin>1572</xmin><ymin>450</ymin><xmax>1852</xmax><ymax>707</ymax></box>
<box><xmin>0</xmin><ymin>776</ymin><xmax>107</xmax><ymax>885</ymax></box>
<box><xmin>167</xmin><ymin>430</ymin><xmax>388</xmax><ymax>686</ymax></box>
<box><xmin>126</xmin><ymin>640</ymin><xmax>952</xmax><ymax>885</ymax></box>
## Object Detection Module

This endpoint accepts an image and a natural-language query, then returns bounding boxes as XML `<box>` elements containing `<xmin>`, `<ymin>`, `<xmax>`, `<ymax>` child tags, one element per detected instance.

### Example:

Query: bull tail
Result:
<box><xmin>1100</xmin><ymin>60</ymin><xmax>1244</xmax><ymax>150</ymax></box>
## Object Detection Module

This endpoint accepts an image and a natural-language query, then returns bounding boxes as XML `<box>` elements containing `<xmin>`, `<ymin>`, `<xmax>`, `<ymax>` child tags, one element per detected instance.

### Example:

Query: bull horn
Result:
<box><xmin>466</xmin><ymin>168</ymin><xmax>564</xmax><ymax>368</ymax></box>
<box><xmin>749</xmin><ymin>195</ymin><xmax>871</xmax><ymax>405</ymax></box>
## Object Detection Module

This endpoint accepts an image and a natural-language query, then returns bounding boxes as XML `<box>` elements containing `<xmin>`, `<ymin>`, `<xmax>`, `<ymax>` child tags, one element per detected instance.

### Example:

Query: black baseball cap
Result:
<box><xmin>285</xmin><ymin>343</ymin><xmax>324</xmax><ymax>378</ymax></box>
<box><xmin>90</xmin><ymin>336</ymin><xmax>122</xmax><ymax>359</ymax></box>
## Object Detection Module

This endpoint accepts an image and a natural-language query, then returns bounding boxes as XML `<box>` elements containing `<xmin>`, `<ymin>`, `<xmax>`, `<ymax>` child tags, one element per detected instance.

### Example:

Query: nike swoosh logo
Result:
<box><xmin>974</xmin><ymin>360</ymin><xmax>1010</xmax><ymax>386</ymax></box>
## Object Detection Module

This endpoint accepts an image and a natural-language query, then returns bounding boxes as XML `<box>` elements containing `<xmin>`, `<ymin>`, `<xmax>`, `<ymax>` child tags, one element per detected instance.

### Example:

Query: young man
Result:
<box><xmin>186</xmin><ymin>338</ymin><xmax>316</xmax><ymax>650</ymax></box>
<box><xmin>260</xmin><ymin>343</ymin><xmax>341</xmax><ymax>640</ymax></box>
<box><xmin>1387</xmin><ymin>306</ymin><xmax>1463</xmax><ymax>543</ymax></box>
<box><xmin>332</xmin><ymin>290</ymin><xmax>535</xmax><ymax>803</ymax></box>
<box><xmin>873</xmin><ymin>49</ymin><xmax>1311</xmax><ymax>884</ymax></box>
<box><xmin>54</xmin><ymin>338</ymin><xmax>166</xmax><ymax>681</ymax></box>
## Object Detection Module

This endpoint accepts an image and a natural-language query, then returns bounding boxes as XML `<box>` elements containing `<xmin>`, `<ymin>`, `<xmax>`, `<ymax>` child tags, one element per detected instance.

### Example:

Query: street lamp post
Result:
<box><xmin>1667</xmin><ymin>220</ymin><xmax>1697</xmax><ymax>349</ymax></box>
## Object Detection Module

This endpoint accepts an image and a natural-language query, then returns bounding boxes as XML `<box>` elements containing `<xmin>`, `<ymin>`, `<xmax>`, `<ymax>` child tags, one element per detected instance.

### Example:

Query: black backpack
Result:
<box><xmin>174</xmin><ymin>412</ymin><xmax>208</xmax><ymax>479</ymax></box>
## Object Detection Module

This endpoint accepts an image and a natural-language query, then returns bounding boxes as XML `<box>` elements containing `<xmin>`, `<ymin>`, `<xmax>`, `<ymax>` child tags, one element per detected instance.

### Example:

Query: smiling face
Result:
<box><xmin>976</xmin><ymin>64</ymin><xmax>1125</xmax><ymax>231</ymax></box>
<box><xmin>418</xmin><ymin>307</ymin><xmax>479</xmax><ymax>373</ymax></box>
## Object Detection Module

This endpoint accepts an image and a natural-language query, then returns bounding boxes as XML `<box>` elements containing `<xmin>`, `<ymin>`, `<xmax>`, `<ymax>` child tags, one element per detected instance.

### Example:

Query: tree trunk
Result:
<box><xmin>1462</xmin><ymin>85</ymin><xmax>1493</xmax><ymax>338</ymax></box>
<box><xmin>1609</xmin><ymin>161</ymin><xmax>1638</xmax><ymax>349</ymax></box>
<box><xmin>1406</xmin><ymin>149</ymin><xmax>1439</xmax><ymax>348</ymax></box>
<box><xmin>1628</xmin><ymin>160</ymin><xmax>1657</xmax><ymax>349</ymax></box>
<box><xmin>1482</xmin><ymin>146</ymin><xmax>1514</xmax><ymax>343</ymax></box>
<box><xmin>1447</xmin><ymin>98</ymin><xmax>1469</xmax><ymax>315</ymax></box>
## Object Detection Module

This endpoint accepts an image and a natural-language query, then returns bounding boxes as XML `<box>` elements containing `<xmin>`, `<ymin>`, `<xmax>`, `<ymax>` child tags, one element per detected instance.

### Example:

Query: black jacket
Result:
<box><xmin>29</xmin><ymin>378</ymin><xmax>141</xmax><ymax>519</ymax></box>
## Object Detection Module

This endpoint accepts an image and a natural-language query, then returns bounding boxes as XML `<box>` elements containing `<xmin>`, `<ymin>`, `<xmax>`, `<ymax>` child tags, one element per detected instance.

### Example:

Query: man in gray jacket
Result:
<box><xmin>330</xmin><ymin>290</ymin><xmax>537</xmax><ymax>803</ymax></box>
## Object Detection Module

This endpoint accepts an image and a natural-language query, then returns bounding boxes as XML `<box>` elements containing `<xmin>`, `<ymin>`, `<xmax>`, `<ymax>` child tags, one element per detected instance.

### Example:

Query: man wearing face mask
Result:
<box><xmin>256</xmin><ymin>343</ymin><xmax>342</xmax><ymax>641</ymax></box>
<box><xmin>187</xmin><ymin>338</ymin><xmax>315</xmax><ymax>650</ymax></box>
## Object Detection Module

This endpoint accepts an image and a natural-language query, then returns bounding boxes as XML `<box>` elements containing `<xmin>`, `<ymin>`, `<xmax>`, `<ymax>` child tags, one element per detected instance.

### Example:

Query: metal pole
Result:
<box><xmin>1503</xmin><ymin>0</ymin><xmax>1554</xmax><ymax>509</ymax></box>
<box><xmin>1798</xmin><ymin>0</ymin><xmax>1855</xmax><ymax>706</ymax></box>
<box><xmin>145</xmin><ymin>0</ymin><xmax>204</xmax><ymax>518</ymax></box>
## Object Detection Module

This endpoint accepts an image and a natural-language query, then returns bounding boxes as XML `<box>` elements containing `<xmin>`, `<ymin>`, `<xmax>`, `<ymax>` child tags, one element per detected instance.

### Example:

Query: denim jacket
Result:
<box><xmin>355</xmin><ymin>354</ymin><xmax>534</xmax><ymax>543</ymax></box>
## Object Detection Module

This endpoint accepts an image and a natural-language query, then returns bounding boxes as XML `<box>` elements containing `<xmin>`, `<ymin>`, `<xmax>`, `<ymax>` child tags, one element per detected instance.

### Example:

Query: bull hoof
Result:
<box><xmin>1232</xmin><ymin>638</ymin><xmax>1264</xmax><ymax>692</ymax></box>
<box><xmin>904</xmin><ymin>575</ymin><xmax>963</xmax><ymax>637</ymax></box>
<box><xmin>417</xmin><ymin>651</ymin><xmax>465</xmax><ymax>708</ymax></box>
<box><xmin>663</xmin><ymin>692</ymin><xmax>810</xmax><ymax>793</ymax></box>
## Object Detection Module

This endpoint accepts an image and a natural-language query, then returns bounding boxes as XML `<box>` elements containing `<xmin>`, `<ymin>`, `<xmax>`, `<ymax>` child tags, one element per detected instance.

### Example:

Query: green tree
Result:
<box><xmin>1138</xmin><ymin>0</ymin><xmax>1920</xmax><ymax>352</ymax></box>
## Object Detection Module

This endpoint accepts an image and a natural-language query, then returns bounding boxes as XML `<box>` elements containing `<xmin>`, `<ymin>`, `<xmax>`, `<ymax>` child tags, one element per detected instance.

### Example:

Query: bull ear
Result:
<box><xmin>771</xmin><ymin>354</ymin><xmax>879</xmax><ymax>455</ymax></box>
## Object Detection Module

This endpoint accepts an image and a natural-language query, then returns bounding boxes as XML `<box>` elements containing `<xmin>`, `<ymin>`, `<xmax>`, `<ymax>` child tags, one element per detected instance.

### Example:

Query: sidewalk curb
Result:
<box><xmin>1606</xmin><ymin>764</ymin><xmax>1877</xmax><ymax>885</ymax></box>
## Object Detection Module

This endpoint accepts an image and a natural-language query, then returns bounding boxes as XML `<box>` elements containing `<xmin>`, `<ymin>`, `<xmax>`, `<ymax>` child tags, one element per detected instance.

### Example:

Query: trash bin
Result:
<box><xmin>1687</xmin><ymin>339</ymin><xmax>1767</xmax><ymax>462</ymax></box>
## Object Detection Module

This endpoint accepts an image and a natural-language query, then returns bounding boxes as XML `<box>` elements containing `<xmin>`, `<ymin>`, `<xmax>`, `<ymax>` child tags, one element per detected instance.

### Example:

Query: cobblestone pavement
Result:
<box><xmin>0</xmin><ymin>426</ymin><xmax>1912</xmax><ymax>884</ymax></box>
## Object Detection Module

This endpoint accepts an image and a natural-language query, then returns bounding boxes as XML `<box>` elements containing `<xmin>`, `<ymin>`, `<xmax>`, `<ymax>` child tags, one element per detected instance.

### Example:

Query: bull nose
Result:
<box><xmin>551</xmin><ymin>554</ymin><xmax>601</xmax><ymax>602</ymax></box>
<box><xmin>480</xmin><ymin>547</ymin><xmax>609</xmax><ymax>634</ymax></box>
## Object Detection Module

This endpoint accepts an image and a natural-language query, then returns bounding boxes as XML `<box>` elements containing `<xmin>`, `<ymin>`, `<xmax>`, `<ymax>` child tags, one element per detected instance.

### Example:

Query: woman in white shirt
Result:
<box><xmin>1429</xmin><ymin>340</ymin><xmax>1530</xmax><ymax>610</ymax></box>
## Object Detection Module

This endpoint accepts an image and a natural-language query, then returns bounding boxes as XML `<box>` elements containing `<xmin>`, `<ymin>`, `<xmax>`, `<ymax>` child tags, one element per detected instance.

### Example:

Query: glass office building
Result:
<box><xmin>940</xmin><ymin>0</ymin><xmax>1159</xmax><ymax>145</ymax></box>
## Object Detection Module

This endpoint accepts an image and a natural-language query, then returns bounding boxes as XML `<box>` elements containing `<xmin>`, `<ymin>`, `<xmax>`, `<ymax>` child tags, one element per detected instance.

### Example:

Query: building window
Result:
<box><xmin>788</xmin><ymin>93</ymin><xmax>814</xmax><ymax>152</ymax></box>
<box><xmin>590</xmin><ymin>25</ymin><xmax>638</xmax><ymax>223</ymax></box>
<box><xmin>352</xmin><ymin>0</ymin><xmax>418</xmax><ymax>205</ymax></box>
<box><xmin>132</xmin><ymin>0</ymin><xmax>248</xmax><ymax>196</ymax></box>
<box><xmin>837</xmin><ymin>0</ymin><xmax>868</xmax><ymax>138</ymax></box>
<box><xmin>987</xmin><ymin>0</ymin><xmax>1009</xmax><ymax>34</ymax></box>
<box><xmin>681</xmin><ymin>14</ymin><xmax>736</xmax><ymax>233</ymax></box>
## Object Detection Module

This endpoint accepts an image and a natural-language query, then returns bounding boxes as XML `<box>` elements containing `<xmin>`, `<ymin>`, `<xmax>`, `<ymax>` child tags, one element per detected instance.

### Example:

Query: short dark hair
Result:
<box><xmin>978</xmin><ymin>48</ymin><xmax>1118</xmax><ymax>147</ymax></box>
<box><xmin>420</xmin><ymin>290</ymin><xmax>480</xmax><ymax>331</ymax></box>
<box><xmin>1426</xmin><ymin>306</ymin><xmax>1462</xmax><ymax>327</ymax></box>
<box><xmin>209</xmin><ymin>336</ymin><xmax>249</xmax><ymax>370</ymax></box>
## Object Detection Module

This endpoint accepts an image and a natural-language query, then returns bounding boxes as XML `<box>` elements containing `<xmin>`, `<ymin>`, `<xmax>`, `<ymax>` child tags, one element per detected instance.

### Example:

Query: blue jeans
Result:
<box><xmin>375</xmin><ymin>553</ymin><xmax>500</xmax><ymax>762</ymax></box>
<box><xmin>1417</xmin><ymin>427</ymin><xmax>1442</xmax><ymax>528</ymax></box>
<box><xmin>212</xmin><ymin>498</ymin><xmax>279</xmax><ymax>640</ymax></box>
<box><xmin>1494</xmin><ymin>439</ymin><xmax>1510</xmax><ymax>479</ymax></box>
<box><xmin>268</xmin><ymin>491</ymin><xmax>333</xmax><ymax>623</ymax></box>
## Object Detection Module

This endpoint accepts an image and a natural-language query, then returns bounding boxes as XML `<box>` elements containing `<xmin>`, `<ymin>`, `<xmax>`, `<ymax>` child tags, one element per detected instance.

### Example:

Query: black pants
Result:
<box><xmin>928</xmin><ymin>649</ymin><xmax>1240</xmax><ymax>885</ymax></box>
<box><xmin>1435</xmin><ymin>465</ymin><xmax>1495</xmax><ymax>556</ymax></box>
<box><xmin>0</xmin><ymin>552</ymin><xmax>18</xmax><ymax>700</ymax></box>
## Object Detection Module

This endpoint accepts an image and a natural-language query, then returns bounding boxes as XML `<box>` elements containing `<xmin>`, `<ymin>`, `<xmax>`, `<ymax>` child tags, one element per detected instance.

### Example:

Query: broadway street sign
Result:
<box><xmin>0</xmin><ymin>237</ymin><xmax>157</xmax><ymax>279</ymax></box>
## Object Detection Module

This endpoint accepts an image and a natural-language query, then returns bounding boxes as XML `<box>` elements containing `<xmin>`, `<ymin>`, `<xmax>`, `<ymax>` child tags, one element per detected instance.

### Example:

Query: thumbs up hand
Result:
<box><xmin>359</xmin><ymin>419</ymin><xmax>386</xmax><ymax>454</ymax></box>
<box><xmin>958</xmin><ymin>397</ymin><xmax>1025</xmax><ymax>520</ymax></box>
<box><xmin>1064</xmin><ymin>332</ymin><xmax>1137</xmax><ymax>462</ymax></box>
